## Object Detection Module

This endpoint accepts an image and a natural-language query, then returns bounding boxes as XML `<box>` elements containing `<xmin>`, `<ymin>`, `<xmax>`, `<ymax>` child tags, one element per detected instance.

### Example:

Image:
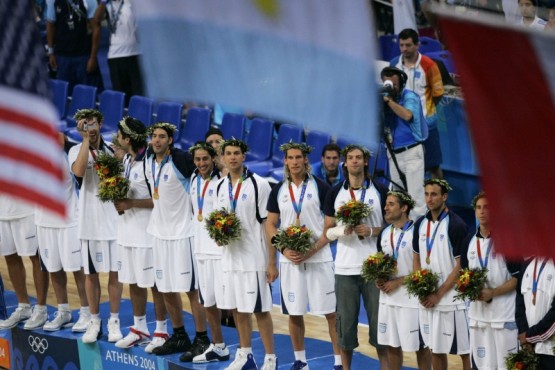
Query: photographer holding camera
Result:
<box><xmin>381</xmin><ymin>66</ymin><xmax>428</xmax><ymax>219</ymax></box>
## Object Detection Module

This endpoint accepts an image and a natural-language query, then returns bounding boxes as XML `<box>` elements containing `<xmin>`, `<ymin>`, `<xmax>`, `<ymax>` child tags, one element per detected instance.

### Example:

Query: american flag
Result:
<box><xmin>0</xmin><ymin>1</ymin><xmax>65</xmax><ymax>216</ymax></box>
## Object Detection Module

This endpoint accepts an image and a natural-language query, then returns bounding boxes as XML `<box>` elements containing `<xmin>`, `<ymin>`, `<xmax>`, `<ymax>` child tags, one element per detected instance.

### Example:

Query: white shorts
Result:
<box><xmin>420</xmin><ymin>307</ymin><xmax>470</xmax><ymax>355</ymax></box>
<box><xmin>279</xmin><ymin>261</ymin><xmax>336</xmax><ymax>315</ymax></box>
<box><xmin>378</xmin><ymin>304</ymin><xmax>423</xmax><ymax>352</ymax></box>
<box><xmin>118</xmin><ymin>245</ymin><xmax>155</xmax><ymax>288</ymax></box>
<box><xmin>82</xmin><ymin>239</ymin><xmax>119</xmax><ymax>274</ymax></box>
<box><xmin>197</xmin><ymin>258</ymin><xmax>224</xmax><ymax>308</ymax></box>
<box><xmin>220</xmin><ymin>270</ymin><xmax>273</xmax><ymax>313</ymax></box>
<box><xmin>0</xmin><ymin>215</ymin><xmax>38</xmax><ymax>256</ymax></box>
<box><xmin>37</xmin><ymin>226</ymin><xmax>82</xmax><ymax>272</ymax></box>
<box><xmin>153</xmin><ymin>237</ymin><xmax>197</xmax><ymax>293</ymax></box>
<box><xmin>470</xmin><ymin>322</ymin><xmax>518</xmax><ymax>370</ymax></box>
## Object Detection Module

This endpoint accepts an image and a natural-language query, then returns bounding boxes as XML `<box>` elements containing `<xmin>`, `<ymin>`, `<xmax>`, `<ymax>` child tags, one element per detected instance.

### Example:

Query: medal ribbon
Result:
<box><xmin>108</xmin><ymin>0</ymin><xmax>125</xmax><ymax>34</ymax></box>
<box><xmin>152</xmin><ymin>155</ymin><xmax>170</xmax><ymax>196</ymax></box>
<box><xmin>390</xmin><ymin>220</ymin><xmax>413</xmax><ymax>260</ymax></box>
<box><xmin>288</xmin><ymin>177</ymin><xmax>308</xmax><ymax>226</ymax></box>
<box><xmin>196</xmin><ymin>174</ymin><xmax>212</xmax><ymax>219</ymax></box>
<box><xmin>349</xmin><ymin>179</ymin><xmax>368</xmax><ymax>203</ymax></box>
<box><xmin>228</xmin><ymin>172</ymin><xmax>245</xmax><ymax>212</ymax></box>
<box><xmin>476</xmin><ymin>237</ymin><xmax>493</xmax><ymax>269</ymax></box>
<box><xmin>532</xmin><ymin>258</ymin><xmax>547</xmax><ymax>305</ymax></box>
<box><xmin>124</xmin><ymin>148</ymin><xmax>145</xmax><ymax>180</ymax></box>
<box><xmin>425</xmin><ymin>208</ymin><xmax>449</xmax><ymax>263</ymax></box>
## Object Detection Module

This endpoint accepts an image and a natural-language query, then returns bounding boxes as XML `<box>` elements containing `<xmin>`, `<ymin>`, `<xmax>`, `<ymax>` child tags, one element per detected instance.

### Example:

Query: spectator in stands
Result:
<box><xmin>46</xmin><ymin>0</ymin><xmax>101</xmax><ymax>93</ymax></box>
<box><xmin>460</xmin><ymin>191</ymin><xmax>519</xmax><ymax>370</ymax></box>
<box><xmin>112</xmin><ymin>118</ymin><xmax>169</xmax><ymax>354</ymax></box>
<box><xmin>205</xmin><ymin>127</ymin><xmax>228</xmax><ymax>177</ymax></box>
<box><xmin>312</xmin><ymin>143</ymin><xmax>344</xmax><ymax>187</ymax></box>
<box><xmin>94</xmin><ymin>0</ymin><xmax>144</xmax><ymax>104</ymax></box>
<box><xmin>266</xmin><ymin>142</ymin><xmax>342</xmax><ymax>370</ymax></box>
<box><xmin>518</xmin><ymin>0</ymin><xmax>547</xmax><ymax>29</ymax></box>
<box><xmin>390</xmin><ymin>28</ymin><xmax>445</xmax><ymax>180</ymax></box>
<box><xmin>412</xmin><ymin>179</ymin><xmax>471</xmax><ymax>370</ymax></box>
<box><xmin>381</xmin><ymin>66</ymin><xmax>427</xmax><ymax>219</ymax></box>
<box><xmin>544</xmin><ymin>6</ymin><xmax>555</xmax><ymax>30</ymax></box>
<box><xmin>323</xmin><ymin>144</ymin><xmax>389</xmax><ymax>370</ymax></box>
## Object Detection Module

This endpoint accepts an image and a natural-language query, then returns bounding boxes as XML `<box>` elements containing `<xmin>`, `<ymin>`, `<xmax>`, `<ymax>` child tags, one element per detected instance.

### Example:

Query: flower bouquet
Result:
<box><xmin>505</xmin><ymin>347</ymin><xmax>539</xmax><ymax>370</ymax></box>
<box><xmin>335</xmin><ymin>200</ymin><xmax>372</xmax><ymax>240</ymax></box>
<box><xmin>205</xmin><ymin>208</ymin><xmax>242</xmax><ymax>246</ymax></box>
<box><xmin>404</xmin><ymin>268</ymin><xmax>440</xmax><ymax>301</ymax></box>
<box><xmin>272</xmin><ymin>224</ymin><xmax>314</xmax><ymax>254</ymax></box>
<box><xmin>454</xmin><ymin>267</ymin><xmax>488</xmax><ymax>302</ymax></box>
<box><xmin>95</xmin><ymin>152</ymin><xmax>129</xmax><ymax>215</ymax></box>
<box><xmin>361</xmin><ymin>252</ymin><xmax>397</xmax><ymax>282</ymax></box>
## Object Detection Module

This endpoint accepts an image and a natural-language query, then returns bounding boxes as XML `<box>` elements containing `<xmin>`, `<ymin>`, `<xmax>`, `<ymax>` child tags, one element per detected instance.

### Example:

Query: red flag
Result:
<box><xmin>0</xmin><ymin>2</ymin><xmax>66</xmax><ymax>217</ymax></box>
<box><xmin>439</xmin><ymin>14</ymin><xmax>555</xmax><ymax>259</ymax></box>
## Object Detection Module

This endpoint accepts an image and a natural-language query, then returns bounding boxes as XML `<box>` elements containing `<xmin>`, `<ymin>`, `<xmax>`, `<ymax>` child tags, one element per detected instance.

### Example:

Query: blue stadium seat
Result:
<box><xmin>247</xmin><ymin>123</ymin><xmax>303</xmax><ymax>177</ymax></box>
<box><xmin>128</xmin><ymin>95</ymin><xmax>154</xmax><ymax>127</ymax></box>
<box><xmin>418</xmin><ymin>36</ymin><xmax>442</xmax><ymax>55</ymax></box>
<box><xmin>221</xmin><ymin>113</ymin><xmax>246</xmax><ymax>140</ymax></box>
<box><xmin>63</xmin><ymin>84</ymin><xmax>97</xmax><ymax>140</ymax></box>
<box><xmin>98</xmin><ymin>90</ymin><xmax>125</xmax><ymax>142</ymax></box>
<box><xmin>306</xmin><ymin>130</ymin><xmax>331</xmax><ymax>164</ymax></box>
<box><xmin>244</xmin><ymin>118</ymin><xmax>274</xmax><ymax>164</ymax></box>
<box><xmin>48</xmin><ymin>79</ymin><xmax>68</xmax><ymax>120</ymax></box>
<box><xmin>155</xmin><ymin>102</ymin><xmax>183</xmax><ymax>140</ymax></box>
<box><xmin>379</xmin><ymin>34</ymin><xmax>399</xmax><ymax>61</ymax></box>
<box><xmin>425</xmin><ymin>50</ymin><xmax>455</xmax><ymax>74</ymax></box>
<box><xmin>175</xmin><ymin>107</ymin><xmax>211</xmax><ymax>149</ymax></box>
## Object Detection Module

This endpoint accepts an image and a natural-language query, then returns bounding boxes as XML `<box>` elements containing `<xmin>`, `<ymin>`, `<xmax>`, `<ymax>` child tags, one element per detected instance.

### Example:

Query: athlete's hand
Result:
<box><xmin>354</xmin><ymin>224</ymin><xmax>371</xmax><ymax>237</ymax></box>
<box><xmin>421</xmin><ymin>292</ymin><xmax>440</xmax><ymax>308</ymax></box>
<box><xmin>478</xmin><ymin>288</ymin><xmax>494</xmax><ymax>302</ymax></box>
<box><xmin>114</xmin><ymin>199</ymin><xmax>131</xmax><ymax>212</ymax></box>
<box><xmin>283</xmin><ymin>248</ymin><xmax>303</xmax><ymax>265</ymax></box>
<box><xmin>266</xmin><ymin>263</ymin><xmax>279</xmax><ymax>283</ymax></box>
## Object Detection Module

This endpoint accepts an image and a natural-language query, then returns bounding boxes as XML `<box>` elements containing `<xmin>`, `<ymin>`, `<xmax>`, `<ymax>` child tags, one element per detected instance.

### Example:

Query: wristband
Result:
<box><xmin>47</xmin><ymin>46</ymin><xmax>54</xmax><ymax>55</ymax></box>
<box><xmin>369</xmin><ymin>228</ymin><xmax>373</xmax><ymax>237</ymax></box>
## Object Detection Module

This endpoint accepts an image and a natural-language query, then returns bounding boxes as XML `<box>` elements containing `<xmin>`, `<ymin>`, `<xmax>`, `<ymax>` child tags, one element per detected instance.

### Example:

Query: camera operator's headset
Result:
<box><xmin>380</xmin><ymin>66</ymin><xmax>408</xmax><ymax>90</ymax></box>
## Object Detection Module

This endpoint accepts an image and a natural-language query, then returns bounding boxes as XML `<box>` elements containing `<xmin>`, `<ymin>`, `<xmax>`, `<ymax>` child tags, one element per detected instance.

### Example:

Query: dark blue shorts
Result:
<box><xmin>424</xmin><ymin>127</ymin><xmax>442</xmax><ymax>170</ymax></box>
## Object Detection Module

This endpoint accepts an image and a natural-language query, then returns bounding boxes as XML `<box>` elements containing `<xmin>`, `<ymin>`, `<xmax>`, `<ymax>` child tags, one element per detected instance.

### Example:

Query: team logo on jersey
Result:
<box><xmin>156</xmin><ymin>270</ymin><xmax>163</xmax><ymax>280</ymax></box>
<box><xmin>401</xmin><ymin>241</ymin><xmax>407</xmax><ymax>248</ymax></box>
<box><xmin>369</xmin><ymin>199</ymin><xmax>374</xmax><ymax>206</ymax></box>
<box><xmin>96</xmin><ymin>252</ymin><xmax>103</xmax><ymax>262</ymax></box>
<box><xmin>164</xmin><ymin>174</ymin><xmax>169</xmax><ymax>181</ymax></box>
<box><xmin>117</xmin><ymin>261</ymin><xmax>122</xmax><ymax>271</ymax></box>
<box><xmin>307</xmin><ymin>193</ymin><xmax>312</xmax><ymax>200</ymax></box>
<box><xmin>208</xmin><ymin>189</ymin><xmax>213</xmax><ymax>196</ymax></box>
<box><xmin>548</xmin><ymin>274</ymin><xmax>553</xmax><ymax>281</ymax></box>
<box><xmin>423</xmin><ymin>324</ymin><xmax>430</xmax><ymax>334</ymax></box>
<box><xmin>44</xmin><ymin>249</ymin><xmax>49</xmax><ymax>258</ymax></box>
<box><xmin>288</xmin><ymin>292</ymin><xmax>295</xmax><ymax>302</ymax></box>
<box><xmin>134</xmin><ymin>172</ymin><xmax>138</xmax><ymax>180</ymax></box>
<box><xmin>378</xmin><ymin>323</ymin><xmax>387</xmax><ymax>333</ymax></box>
<box><xmin>242</xmin><ymin>194</ymin><xmax>248</xmax><ymax>201</ymax></box>
<box><xmin>477</xmin><ymin>347</ymin><xmax>486</xmax><ymax>358</ymax></box>
<box><xmin>440</xmin><ymin>234</ymin><xmax>445</xmax><ymax>241</ymax></box>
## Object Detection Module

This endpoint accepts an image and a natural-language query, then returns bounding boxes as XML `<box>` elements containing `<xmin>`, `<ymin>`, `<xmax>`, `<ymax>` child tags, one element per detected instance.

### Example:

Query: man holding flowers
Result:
<box><xmin>322</xmin><ymin>144</ymin><xmax>388</xmax><ymax>370</ymax></box>
<box><xmin>265</xmin><ymin>142</ymin><xmax>341</xmax><ymax>370</ymax></box>
<box><xmin>213</xmin><ymin>139</ymin><xmax>277</xmax><ymax>370</ymax></box>
<box><xmin>144</xmin><ymin>122</ymin><xmax>208</xmax><ymax>358</ymax></box>
<box><xmin>375</xmin><ymin>191</ymin><xmax>431</xmax><ymax>370</ymax></box>
<box><xmin>412</xmin><ymin>178</ymin><xmax>470</xmax><ymax>370</ymax></box>
<box><xmin>460</xmin><ymin>191</ymin><xmax>519</xmax><ymax>370</ymax></box>
<box><xmin>68</xmin><ymin>109</ymin><xmax>123</xmax><ymax>343</ymax></box>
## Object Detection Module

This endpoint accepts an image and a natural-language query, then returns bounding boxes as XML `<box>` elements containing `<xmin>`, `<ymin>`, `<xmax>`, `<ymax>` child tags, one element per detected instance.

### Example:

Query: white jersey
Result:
<box><xmin>68</xmin><ymin>141</ymin><xmax>118</xmax><ymax>240</ymax></box>
<box><xmin>519</xmin><ymin>16</ymin><xmax>547</xmax><ymax>30</ymax></box>
<box><xmin>323</xmin><ymin>179</ymin><xmax>387</xmax><ymax>275</ymax></box>
<box><xmin>145</xmin><ymin>150</ymin><xmax>194</xmax><ymax>240</ymax></box>
<box><xmin>190</xmin><ymin>168</ymin><xmax>222</xmax><ymax>259</ymax></box>
<box><xmin>520</xmin><ymin>258</ymin><xmax>555</xmax><ymax>356</ymax></box>
<box><xmin>413</xmin><ymin>210</ymin><xmax>468</xmax><ymax>309</ymax></box>
<box><xmin>35</xmin><ymin>152</ymin><xmax>79</xmax><ymax>228</ymax></box>
<box><xmin>213</xmin><ymin>169</ymin><xmax>271</xmax><ymax>272</ymax></box>
<box><xmin>266</xmin><ymin>175</ymin><xmax>332</xmax><ymax>264</ymax></box>
<box><xmin>106</xmin><ymin>0</ymin><xmax>141</xmax><ymax>59</ymax></box>
<box><xmin>466</xmin><ymin>233</ymin><xmax>517</xmax><ymax>326</ymax></box>
<box><xmin>0</xmin><ymin>195</ymin><xmax>34</xmax><ymax>220</ymax></box>
<box><xmin>117</xmin><ymin>151</ymin><xmax>152</xmax><ymax>248</ymax></box>
<box><xmin>377</xmin><ymin>222</ymin><xmax>418</xmax><ymax>308</ymax></box>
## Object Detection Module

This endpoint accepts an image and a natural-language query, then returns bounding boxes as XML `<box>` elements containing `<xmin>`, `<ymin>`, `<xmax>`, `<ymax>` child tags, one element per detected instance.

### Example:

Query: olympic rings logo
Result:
<box><xmin>28</xmin><ymin>336</ymin><xmax>49</xmax><ymax>354</ymax></box>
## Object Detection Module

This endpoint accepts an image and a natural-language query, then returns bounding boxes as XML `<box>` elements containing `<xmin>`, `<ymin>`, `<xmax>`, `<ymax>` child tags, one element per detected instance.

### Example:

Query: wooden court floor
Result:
<box><xmin>0</xmin><ymin>257</ymin><xmax>465</xmax><ymax>370</ymax></box>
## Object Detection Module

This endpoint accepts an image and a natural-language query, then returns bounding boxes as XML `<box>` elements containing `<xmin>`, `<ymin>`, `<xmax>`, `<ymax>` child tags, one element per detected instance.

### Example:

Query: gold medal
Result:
<box><xmin>153</xmin><ymin>192</ymin><xmax>159</xmax><ymax>200</ymax></box>
<box><xmin>197</xmin><ymin>214</ymin><xmax>203</xmax><ymax>222</ymax></box>
<box><xmin>426</xmin><ymin>257</ymin><xmax>430</xmax><ymax>264</ymax></box>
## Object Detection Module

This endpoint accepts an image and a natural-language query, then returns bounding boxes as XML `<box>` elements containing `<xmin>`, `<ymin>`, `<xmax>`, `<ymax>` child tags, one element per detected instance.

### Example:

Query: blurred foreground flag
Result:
<box><xmin>439</xmin><ymin>13</ymin><xmax>555</xmax><ymax>259</ymax></box>
<box><xmin>0</xmin><ymin>2</ymin><xmax>65</xmax><ymax>217</ymax></box>
<box><xmin>133</xmin><ymin>0</ymin><xmax>379</xmax><ymax>146</ymax></box>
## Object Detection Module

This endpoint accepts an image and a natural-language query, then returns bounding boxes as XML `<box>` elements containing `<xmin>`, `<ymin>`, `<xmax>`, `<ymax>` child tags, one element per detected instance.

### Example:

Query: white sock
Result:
<box><xmin>155</xmin><ymin>320</ymin><xmax>167</xmax><ymax>333</ymax></box>
<box><xmin>264</xmin><ymin>354</ymin><xmax>277</xmax><ymax>360</ymax></box>
<box><xmin>58</xmin><ymin>303</ymin><xmax>70</xmax><ymax>312</ymax></box>
<box><xmin>80</xmin><ymin>306</ymin><xmax>90</xmax><ymax>315</ymax></box>
<box><xmin>18</xmin><ymin>303</ymin><xmax>31</xmax><ymax>309</ymax></box>
<box><xmin>35</xmin><ymin>304</ymin><xmax>47</xmax><ymax>312</ymax></box>
<box><xmin>334</xmin><ymin>355</ymin><xmax>342</xmax><ymax>366</ymax></box>
<box><xmin>134</xmin><ymin>315</ymin><xmax>148</xmax><ymax>333</ymax></box>
<box><xmin>91</xmin><ymin>313</ymin><xmax>100</xmax><ymax>321</ymax></box>
<box><xmin>110</xmin><ymin>312</ymin><xmax>119</xmax><ymax>320</ymax></box>
<box><xmin>294</xmin><ymin>350</ymin><xmax>307</xmax><ymax>362</ymax></box>
<box><xmin>242</xmin><ymin>347</ymin><xmax>253</xmax><ymax>355</ymax></box>
<box><xmin>215</xmin><ymin>342</ymin><xmax>226</xmax><ymax>349</ymax></box>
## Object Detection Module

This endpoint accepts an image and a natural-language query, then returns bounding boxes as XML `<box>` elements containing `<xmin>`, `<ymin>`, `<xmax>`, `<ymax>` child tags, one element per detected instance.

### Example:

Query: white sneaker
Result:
<box><xmin>115</xmin><ymin>327</ymin><xmax>150</xmax><ymax>348</ymax></box>
<box><xmin>23</xmin><ymin>306</ymin><xmax>48</xmax><ymax>330</ymax></box>
<box><xmin>261</xmin><ymin>356</ymin><xmax>277</xmax><ymax>370</ymax></box>
<box><xmin>193</xmin><ymin>343</ymin><xmax>231</xmax><ymax>363</ymax></box>
<box><xmin>144</xmin><ymin>332</ymin><xmax>169</xmax><ymax>354</ymax></box>
<box><xmin>43</xmin><ymin>310</ymin><xmax>72</xmax><ymax>331</ymax></box>
<box><xmin>290</xmin><ymin>360</ymin><xmax>309</xmax><ymax>370</ymax></box>
<box><xmin>224</xmin><ymin>350</ymin><xmax>257</xmax><ymax>370</ymax></box>
<box><xmin>82</xmin><ymin>319</ymin><xmax>102</xmax><ymax>344</ymax></box>
<box><xmin>0</xmin><ymin>306</ymin><xmax>31</xmax><ymax>330</ymax></box>
<box><xmin>72</xmin><ymin>311</ymin><xmax>91</xmax><ymax>333</ymax></box>
<box><xmin>107</xmin><ymin>318</ymin><xmax>123</xmax><ymax>342</ymax></box>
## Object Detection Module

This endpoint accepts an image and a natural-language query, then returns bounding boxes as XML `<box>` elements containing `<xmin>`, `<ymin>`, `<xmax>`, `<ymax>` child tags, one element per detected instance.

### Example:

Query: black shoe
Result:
<box><xmin>179</xmin><ymin>335</ymin><xmax>210</xmax><ymax>362</ymax></box>
<box><xmin>152</xmin><ymin>332</ymin><xmax>191</xmax><ymax>356</ymax></box>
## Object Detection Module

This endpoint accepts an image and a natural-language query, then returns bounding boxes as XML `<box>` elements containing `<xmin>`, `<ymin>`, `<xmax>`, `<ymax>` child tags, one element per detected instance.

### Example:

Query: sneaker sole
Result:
<box><xmin>192</xmin><ymin>355</ymin><xmax>230</xmax><ymax>364</ymax></box>
<box><xmin>43</xmin><ymin>322</ymin><xmax>73</xmax><ymax>332</ymax></box>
